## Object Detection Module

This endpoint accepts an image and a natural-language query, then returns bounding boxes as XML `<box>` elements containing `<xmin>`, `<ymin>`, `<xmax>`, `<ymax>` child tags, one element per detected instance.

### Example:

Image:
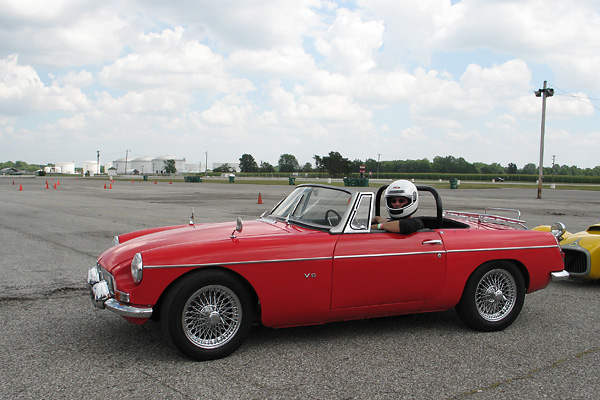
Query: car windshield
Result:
<box><xmin>268</xmin><ymin>185</ymin><xmax>352</xmax><ymax>228</ymax></box>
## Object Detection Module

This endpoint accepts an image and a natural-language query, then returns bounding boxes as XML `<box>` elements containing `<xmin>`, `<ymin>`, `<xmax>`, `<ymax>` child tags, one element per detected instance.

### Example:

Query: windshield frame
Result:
<box><xmin>265</xmin><ymin>184</ymin><xmax>356</xmax><ymax>231</ymax></box>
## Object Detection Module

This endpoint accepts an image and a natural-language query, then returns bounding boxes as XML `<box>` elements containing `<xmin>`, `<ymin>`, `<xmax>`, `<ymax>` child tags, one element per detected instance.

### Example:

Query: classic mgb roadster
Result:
<box><xmin>87</xmin><ymin>183</ymin><xmax>567</xmax><ymax>360</ymax></box>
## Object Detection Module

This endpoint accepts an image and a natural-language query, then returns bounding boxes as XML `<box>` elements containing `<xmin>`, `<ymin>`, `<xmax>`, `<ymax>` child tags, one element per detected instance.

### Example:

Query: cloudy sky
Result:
<box><xmin>1</xmin><ymin>0</ymin><xmax>599</xmax><ymax>170</ymax></box>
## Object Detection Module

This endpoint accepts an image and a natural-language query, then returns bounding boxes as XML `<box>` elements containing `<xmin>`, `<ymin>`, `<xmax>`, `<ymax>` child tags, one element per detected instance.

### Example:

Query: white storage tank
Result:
<box><xmin>82</xmin><ymin>161</ymin><xmax>99</xmax><ymax>175</ymax></box>
<box><xmin>55</xmin><ymin>162</ymin><xmax>75</xmax><ymax>174</ymax></box>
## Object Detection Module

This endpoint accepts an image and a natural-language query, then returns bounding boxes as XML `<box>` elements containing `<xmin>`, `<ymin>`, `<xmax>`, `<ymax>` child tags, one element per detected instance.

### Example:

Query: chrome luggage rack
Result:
<box><xmin>443</xmin><ymin>208</ymin><xmax>527</xmax><ymax>229</ymax></box>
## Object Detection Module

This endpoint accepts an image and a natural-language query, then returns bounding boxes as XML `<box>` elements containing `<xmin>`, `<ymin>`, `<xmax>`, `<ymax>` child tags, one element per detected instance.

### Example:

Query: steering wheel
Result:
<box><xmin>325</xmin><ymin>209</ymin><xmax>342</xmax><ymax>226</ymax></box>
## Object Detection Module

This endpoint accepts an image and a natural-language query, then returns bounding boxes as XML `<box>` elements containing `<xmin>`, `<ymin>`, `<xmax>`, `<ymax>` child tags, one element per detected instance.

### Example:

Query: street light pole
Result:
<box><xmin>534</xmin><ymin>81</ymin><xmax>554</xmax><ymax>199</ymax></box>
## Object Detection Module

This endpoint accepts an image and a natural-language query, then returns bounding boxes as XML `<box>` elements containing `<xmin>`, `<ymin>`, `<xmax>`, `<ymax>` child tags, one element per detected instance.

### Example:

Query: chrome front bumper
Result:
<box><xmin>551</xmin><ymin>270</ymin><xmax>570</xmax><ymax>281</ymax></box>
<box><xmin>87</xmin><ymin>264</ymin><xmax>153</xmax><ymax>318</ymax></box>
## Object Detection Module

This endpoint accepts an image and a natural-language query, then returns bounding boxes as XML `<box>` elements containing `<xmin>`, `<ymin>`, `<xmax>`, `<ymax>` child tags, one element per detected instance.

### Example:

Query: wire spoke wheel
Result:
<box><xmin>161</xmin><ymin>270</ymin><xmax>253</xmax><ymax>360</ymax></box>
<box><xmin>474</xmin><ymin>269</ymin><xmax>516</xmax><ymax>322</ymax></box>
<box><xmin>456</xmin><ymin>261</ymin><xmax>525</xmax><ymax>332</ymax></box>
<box><xmin>183</xmin><ymin>285</ymin><xmax>242</xmax><ymax>349</ymax></box>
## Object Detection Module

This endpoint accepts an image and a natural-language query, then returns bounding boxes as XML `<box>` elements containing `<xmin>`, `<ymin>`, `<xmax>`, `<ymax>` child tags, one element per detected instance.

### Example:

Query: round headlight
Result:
<box><xmin>131</xmin><ymin>253</ymin><xmax>143</xmax><ymax>284</ymax></box>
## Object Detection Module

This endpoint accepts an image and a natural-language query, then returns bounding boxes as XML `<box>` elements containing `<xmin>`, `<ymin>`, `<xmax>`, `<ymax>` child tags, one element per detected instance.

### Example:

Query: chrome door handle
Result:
<box><xmin>422</xmin><ymin>240</ymin><xmax>442</xmax><ymax>245</ymax></box>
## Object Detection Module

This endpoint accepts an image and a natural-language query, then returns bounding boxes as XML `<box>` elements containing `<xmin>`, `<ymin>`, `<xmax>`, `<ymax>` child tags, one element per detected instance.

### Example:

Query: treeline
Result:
<box><xmin>5</xmin><ymin>153</ymin><xmax>600</xmax><ymax>178</ymax></box>
<box><xmin>235</xmin><ymin>153</ymin><xmax>600</xmax><ymax>178</ymax></box>
<box><xmin>0</xmin><ymin>161</ymin><xmax>46</xmax><ymax>172</ymax></box>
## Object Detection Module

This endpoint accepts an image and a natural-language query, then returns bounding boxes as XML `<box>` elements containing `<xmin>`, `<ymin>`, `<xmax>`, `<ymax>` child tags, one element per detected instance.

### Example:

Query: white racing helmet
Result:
<box><xmin>385</xmin><ymin>179</ymin><xmax>418</xmax><ymax>219</ymax></box>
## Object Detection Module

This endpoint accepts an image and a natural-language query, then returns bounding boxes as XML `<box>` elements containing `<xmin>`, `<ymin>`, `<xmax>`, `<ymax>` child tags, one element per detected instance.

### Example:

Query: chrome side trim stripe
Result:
<box><xmin>145</xmin><ymin>244</ymin><xmax>559</xmax><ymax>269</ymax></box>
<box><xmin>334</xmin><ymin>251</ymin><xmax>442</xmax><ymax>260</ymax></box>
<box><xmin>145</xmin><ymin>256</ymin><xmax>331</xmax><ymax>269</ymax></box>
<box><xmin>446</xmin><ymin>244</ymin><xmax>559</xmax><ymax>253</ymax></box>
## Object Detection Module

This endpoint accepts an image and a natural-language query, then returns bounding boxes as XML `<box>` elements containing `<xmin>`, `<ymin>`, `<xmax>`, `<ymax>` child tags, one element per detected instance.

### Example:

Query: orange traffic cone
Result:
<box><xmin>12</xmin><ymin>180</ymin><xmax>15</xmax><ymax>185</ymax></box>
<box><xmin>53</xmin><ymin>183</ymin><xmax>57</xmax><ymax>189</ymax></box>
<box><xmin>19</xmin><ymin>184</ymin><xmax>23</xmax><ymax>191</ymax></box>
<box><xmin>257</xmin><ymin>193</ymin><xmax>263</xmax><ymax>204</ymax></box>
<box><xmin>109</xmin><ymin>183</ymin><xmax>112</xmax><ymax>189</ymax></box>
<box><xmin>57</xmin><ymin>180</ymin><xmax>60</xmax><ymax>186</ymax></box>
<box><xmin>154</xmin><ymin>181</ymin><xmax>157</xmax><ymax>184</ymax></box>
<box><xmin>132</xmin><ymin>180</ymin><xmax>134</xmax><ymax>183</ymax></box>
<box><xmin>104</xmin><ymin>184</ymin><xmax>107</xmax><ymax>189</ymax></box>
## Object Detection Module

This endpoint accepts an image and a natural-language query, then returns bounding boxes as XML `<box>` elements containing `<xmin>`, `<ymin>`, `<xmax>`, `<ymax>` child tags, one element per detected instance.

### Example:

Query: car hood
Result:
<box><xmin>98</xmin><ymin>219</ymin><xmax>294</xmax><ymax>270</ymax></box>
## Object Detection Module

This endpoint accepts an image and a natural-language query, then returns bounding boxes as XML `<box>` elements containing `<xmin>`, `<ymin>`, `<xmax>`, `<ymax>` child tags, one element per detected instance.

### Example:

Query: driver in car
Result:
<box><xmin>371</xmin><ymin>179</ymin><xmax>424</xmax><ymax>234</ymax></box>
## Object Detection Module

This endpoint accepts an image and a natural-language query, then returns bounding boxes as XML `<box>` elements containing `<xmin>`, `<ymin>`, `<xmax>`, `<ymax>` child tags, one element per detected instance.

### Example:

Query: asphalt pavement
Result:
<box><xmin>1</xmin><ymin>176</ymin><xmax>599</xmax><ymax>399</ymax></box>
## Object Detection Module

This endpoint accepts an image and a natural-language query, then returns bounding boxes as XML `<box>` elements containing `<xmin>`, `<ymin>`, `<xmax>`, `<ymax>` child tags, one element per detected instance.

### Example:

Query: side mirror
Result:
<box><xmin>551</xmin><ymin>221</ymin><xmax>566</xmax><ymax>241</ymax></box>
<box><xmin>189</xmin><ymin>208</ymin><xmax>195</xmax><ymax>225</ymax></box>
<box><xmin>231</xmin><ymin>217</ymin><xmax>243</xmax><ymax>238</ymax></box>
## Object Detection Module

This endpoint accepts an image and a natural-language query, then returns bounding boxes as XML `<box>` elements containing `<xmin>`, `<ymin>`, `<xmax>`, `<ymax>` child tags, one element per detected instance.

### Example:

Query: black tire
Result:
<box><xmin>160</xmin><ymin>269</ymin><xmax>253</xmax><ymax>360</ymax></box>
<box><xmin>455</xmin><ymin>261</ymin><xmax>525</xmax><ymax>332</ymax></box>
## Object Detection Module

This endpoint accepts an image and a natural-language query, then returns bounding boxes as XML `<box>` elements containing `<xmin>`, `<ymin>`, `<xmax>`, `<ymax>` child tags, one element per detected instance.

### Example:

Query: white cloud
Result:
<box><xmin>0</xmin><ymin>1</ymin><xmax>132</xmax><ymax>67</ymax></box>
<box><xmin>315</xmin><ymin>8</ymin><xmax>384</xmax><ymax>74</ymax></box>
<box><xmin>0</xmin><ymin>55</ymin><xmax>89</xmax><ymax>116</ymax></box>
<box><xmin>56</xmin><ymin>70</ymin><xmax>94</xmax><ymax>87</ymax></box>
<box><xmin>99</xmin><ymin>27</ymin><xmax>254</xmax><ymax>94</ymax></box>
<box><xmin>0</xmin><ymin>0</ymin><xmax>599</xmax><ymax>169</ymax></box>
<box><xmin>228</xmin><ymin>47</ymin><xmax>316</xmax><ymax>77</ymax></box>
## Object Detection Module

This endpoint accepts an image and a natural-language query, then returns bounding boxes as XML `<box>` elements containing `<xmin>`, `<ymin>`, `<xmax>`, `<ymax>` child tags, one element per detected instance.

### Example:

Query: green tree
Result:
<box><xmin>163</xmin><ymin>159</ymin><xmax>177</xmax><ymax>173</ymax></box>
<box><xmin>278</xmin><ymin>154</ymin><xmax>300</xmax><ymax>173</ymax></box>
<box><xmin>364</xmin><ymin>158</ymin><xmax>378</xmax><ymax>173</ymax></box>
<box><xmin>477</xmin><ymin>162</ymin><xmax>504</xmax><ymax>175</ymax></box>
<box><xmin>239</xmin><ymin>153</ymin><xmax>259</xmax><ymax>172</ymax></box>
<box><xmin>432</xmin><ymin>156</ymin><xmax>476</xmax><ymax>173</ymax></box>
<box><xmin>314</xmin><ymin>151</ymin><xmax>352</xmax><ymax>176</ymax></box>
<box><xmin>301</xmin><ymin>162</ymin><xmax>313</xmax><ymax>172</ymax></box>
<box><xmin>213</xmin><ymin>163</ymin><xmax>234</xmax><ymax>173</ymax></box>
<box><xmin>507</xmin><ymin>163</ymin><xmax>518</xmax><ymax>174</ymax></box>
<box><xmin>259</xmin><ymin>161</ymin><xmax>275</xmax><ymax>173</ymax></box>
<box><xmin>521</xmin><ymin>163</ymin><xmax>537</xmax><ymax>174</ymax></box>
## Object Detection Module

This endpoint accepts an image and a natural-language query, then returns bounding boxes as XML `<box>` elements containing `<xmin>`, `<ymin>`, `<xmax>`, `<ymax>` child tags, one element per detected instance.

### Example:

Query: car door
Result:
<box><xmin>330</xmin><ymin>228</ymin><xmax>447</xmax><ymax>310</ymax></box>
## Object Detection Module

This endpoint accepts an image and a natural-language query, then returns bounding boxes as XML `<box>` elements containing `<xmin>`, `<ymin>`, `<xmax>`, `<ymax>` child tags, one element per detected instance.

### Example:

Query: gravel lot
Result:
<box><xmin>1</xmin><ymin>176</ymin><xmax>599</xmax><ymax>399</ymax></box>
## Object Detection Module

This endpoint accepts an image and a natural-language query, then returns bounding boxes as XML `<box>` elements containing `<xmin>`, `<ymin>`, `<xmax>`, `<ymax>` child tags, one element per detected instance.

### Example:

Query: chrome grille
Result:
<box><xmin>98</xmin><ymin>264</ymin><xmax>115</xmax><ymax>294</ymax></box>
<box><xmin>563</xmin><ymin>248</ymin><xmax>588</xmax><ymax>275</ymax></box>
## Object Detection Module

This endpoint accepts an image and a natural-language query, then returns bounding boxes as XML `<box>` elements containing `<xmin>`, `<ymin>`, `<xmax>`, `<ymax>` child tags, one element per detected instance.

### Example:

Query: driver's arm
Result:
<box><xmin>371</xmin><ymin>217</ymin><xmax>424</xmax><ymax>234</ymax></box>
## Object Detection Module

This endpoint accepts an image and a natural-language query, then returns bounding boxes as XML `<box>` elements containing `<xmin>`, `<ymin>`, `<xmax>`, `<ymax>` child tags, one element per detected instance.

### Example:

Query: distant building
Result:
<box><xmin>55</xmin><ymin>162</ymin><xmax>76</xmax><ymax>174</ymax></box>
<box><xmin>82</xmin><ymin>161</ymin><xmax>99</xmax><ymax>175</ymax></box>
<box><xmin>152</xmin><ymin>155</ymin><xmax>186</xmax><ymax>174</ymax></box>
<box><xmin>185</xmin><ymin>163</ymin><xmax>204</xmax><ymax>173</ymax></box>
<box><xmin>131</xmin><ymin>156</ymin><xmax>153</xmax><ymax>175</ymax></box>
<box><xmin>112</xmin><ymin>158</ymin><xmax>127</xmax><ymax>174</ymax></box>
<box><xmin>111</xmin><ymin>155</ymin><xmax>186</xmax><ymax>174</ymax></box>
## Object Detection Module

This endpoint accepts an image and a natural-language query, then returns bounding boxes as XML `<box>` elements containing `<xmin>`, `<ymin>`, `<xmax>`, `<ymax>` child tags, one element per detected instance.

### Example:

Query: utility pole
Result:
<box><xmin>205</xmin><ymin>151</ymin><xmax>208</xmax><ymax>176</ymax></box>
<box><xmin>534</xmin><ymin>81</ymin><xmax>554</xmax><ymax>199</ymax></box>
<box><xmin>377</xmin><ymin>153</ymin><xmax>381</xmax><ymax>179</ymax></box>
<box><xmin>125</xmin><ymin>149</ymin><xmax>130</xmax><ymax>175</ymax></box>
<box><xmin>96</xmin><ymin>150</ymin><xmax>100</xmax><ymax>174</ymax></box>
<box><xmin>552</xmin><ymin>155</ymin><xmax>556</xmax><ymax>183</ymax></box>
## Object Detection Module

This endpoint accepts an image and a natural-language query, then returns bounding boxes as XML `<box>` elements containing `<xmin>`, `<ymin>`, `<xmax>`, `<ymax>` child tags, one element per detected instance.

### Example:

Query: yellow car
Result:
<box><xmin>533</xmin><ymin>222</ymin><xmax>600</xmax><ymax>279</ymax></box>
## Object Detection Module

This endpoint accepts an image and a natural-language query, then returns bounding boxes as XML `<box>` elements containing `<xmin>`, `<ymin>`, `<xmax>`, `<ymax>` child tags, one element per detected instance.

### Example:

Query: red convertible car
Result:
<box><xmin>87</xmin><ymin>183</ymin><xmax>567</xmax><ymax>360</ymax></box>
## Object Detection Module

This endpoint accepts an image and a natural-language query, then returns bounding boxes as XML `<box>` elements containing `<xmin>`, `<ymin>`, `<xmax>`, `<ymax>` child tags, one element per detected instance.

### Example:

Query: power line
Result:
<box><xmin>549</xmin><ymin>83</ymin><xmax>600</xmax><ymax>110</ymax></box>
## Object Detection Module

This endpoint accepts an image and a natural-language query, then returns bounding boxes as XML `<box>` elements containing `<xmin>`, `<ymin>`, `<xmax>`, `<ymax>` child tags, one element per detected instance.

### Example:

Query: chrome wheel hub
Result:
<box><xmin>183</xmin><ymin>285</ymin><xmax>242</xmax><ymax>349</ymax></box>
<box><xmin>475</xmin><ymin>269</ymin><xmax>516</xmax><ymax>322</ymax></box>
